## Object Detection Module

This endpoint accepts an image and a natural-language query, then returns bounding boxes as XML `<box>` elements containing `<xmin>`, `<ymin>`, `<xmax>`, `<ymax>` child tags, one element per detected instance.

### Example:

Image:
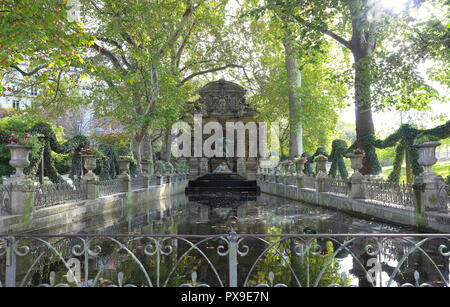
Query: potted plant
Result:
<box><xmin>347</xmin><ymin>148</ymin><xmax>365</xmax><ymax>172</ymax></box>
<box><xmin>413</xmin><ymin>134</ymin><xmax>440</xmax><ymax>175</ymax></box>
<box><xmin>6</xmin><ymin>133</ymin><xmax>38</xmax><ymax>178</ymax></box>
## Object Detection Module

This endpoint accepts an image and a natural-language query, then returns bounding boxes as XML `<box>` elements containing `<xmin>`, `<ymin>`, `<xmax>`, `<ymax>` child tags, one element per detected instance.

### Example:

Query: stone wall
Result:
<box><xmin>258</xmin><ymin>178</ymin><xmax>450</xmax><ymax>233</ymax></box>
<box><xmin>0</xmin><ymin>180</ymin><xmax>188</xmax><ymax>234</ymax></box>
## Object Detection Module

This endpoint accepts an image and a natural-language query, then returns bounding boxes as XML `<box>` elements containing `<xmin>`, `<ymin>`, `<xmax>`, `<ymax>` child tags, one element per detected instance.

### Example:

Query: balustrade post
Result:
<box><xmin>348</xmin><ymin>173</ymin><xmax>365</xmax><ymax>199</ymax></box>
<box><xmin>199</xmin><ymin>157</ymin><xmax>209</xmax><ymax>176</ymax></box>
<box><xmin>413</xmin><ymin>174</ymin><xmax>446</xmax><ymax>212</ymax></box>
<box><xmin>143</xmin><ymin>174</ymin><xmax>150</xmax><ymax>189</ymax></box>
<box><xmin>85</xmin><ymin>179</ymin><xmax>99</xmax><ymax>200</ymax></box>
<box><xmin>118</xmin><ymin>174</ymin><xmax>130</xmax><ymax>193</ymax></box>
<box><xmin>315</xmin><ymin>172</ymin><xmax>328</xmax><ymax>193</ymax></box>
<box><xmin>4</xmin><ymin>179</ymin><xmax>35</xmax><ymax>218</ymax></box>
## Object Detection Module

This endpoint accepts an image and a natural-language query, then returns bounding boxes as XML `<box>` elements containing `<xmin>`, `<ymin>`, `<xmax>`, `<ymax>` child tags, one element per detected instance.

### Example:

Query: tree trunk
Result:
<box><xmin>143</xmin><ymin>131</ymin><xmax>155</xmax><ymax>175</ymax></box>
<box><xmin>131</xmin><ymin>130</ymin><xmax>145</xmax><ymax>173</ymax></box>
<box><xmin>284</xmin><ymin>39</ymin><xmax>303</xmax><ymax>159</ymax></box>
<box><xmin>351</xmin><ymin>11</ymin><xmax>380</xmax><ymax>175</ymax></box>
<box><xmin>162</xmin><ymin>124</ymin><xmax>171</xmax><ymax>162</ymax></box>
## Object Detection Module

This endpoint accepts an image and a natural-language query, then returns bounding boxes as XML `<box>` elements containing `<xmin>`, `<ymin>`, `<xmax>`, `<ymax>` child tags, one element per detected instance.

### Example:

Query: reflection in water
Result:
<box><xmin>2</xmin><ymin>193</ymin><xmax>449</xmax><ymax>287</ymax></box>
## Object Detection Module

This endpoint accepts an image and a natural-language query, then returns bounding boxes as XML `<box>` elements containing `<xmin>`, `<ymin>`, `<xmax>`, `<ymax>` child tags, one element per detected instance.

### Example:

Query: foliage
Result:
<box><xmin>364</xmin><ymin>121</ymin><xmax>450</xmax><ymax>182</ymax></box>
<box><xmin>154</xmin><ymin>160</ymin><xmax>166</xmax><ymax>175</ymax></box>
<box><xmin>0</xmin><ymin>0</ymin><xmax>92</xmax><ymax>94</ymax></box>
<box><xmin>240</xmin><ymin>6</ymin><xmax>349</xmax><ymax>155</ymax></box>
<box><xmin>93</xmin><ymin>131</ymin><xmax>131</xmax><ymax>148</ymax></box>
<box><xmin>119</xmin><ymin>155</ymin><xmax>136</xmax><ymax>164</ymax></box>
<box><xmin>414</xmin><ymin>134</ymin><xmax>440</xmax><ymax>145</ymax></box>
<box><xmin>247</xmin><ymin>228</ymin><xmax>346</xmax><ymax>287</ymax></box>
<box><xmin>95</xmin><ymin>143</ymin><xmax>119</xmax><ymax>180</ymax></box>
<box><xmin>52</xmin><ymin>152</ymin><xmax>71</xmax><ymax>175</ymax></box>
<box><xmin>328</xmin><ymin>139</ymin><xmax>349</xmax><ymax>179</ymax></box>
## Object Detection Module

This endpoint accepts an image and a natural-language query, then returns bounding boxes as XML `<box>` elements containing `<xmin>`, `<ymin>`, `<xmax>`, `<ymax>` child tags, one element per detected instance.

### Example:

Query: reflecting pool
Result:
<box><xmin>1</xmin><ymin>193</ymin><xmax>449</xmax><ymax>287</ymax></box>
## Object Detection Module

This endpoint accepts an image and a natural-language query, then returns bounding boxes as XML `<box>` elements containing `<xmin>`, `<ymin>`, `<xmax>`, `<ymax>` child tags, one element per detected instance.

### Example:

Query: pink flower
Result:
<box><xmin>26</xmin><ymin>134</ymin><xmax>30</xmax><ymax>137</ymax></box>
<box><xmin>11</xmin><ymin>133</ymin><xmax>15</xmax><ymax>137</ymax></box>
<box><xmin>10</xmin><ymin>141</ymin><xmax>16</xmax><ymax>144</ymax></box>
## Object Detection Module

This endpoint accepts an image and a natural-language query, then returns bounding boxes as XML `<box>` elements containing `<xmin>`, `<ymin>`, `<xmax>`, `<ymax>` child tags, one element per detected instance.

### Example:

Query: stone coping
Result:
<box><xmin>259</xmin><ymin>180</ymin><xmax>450</xmax><ymax>233</ymax></box>
<box><xmin>0</xmin><ymin>181</ymin><xmax>188</xmax><ymax>234</ymax></box>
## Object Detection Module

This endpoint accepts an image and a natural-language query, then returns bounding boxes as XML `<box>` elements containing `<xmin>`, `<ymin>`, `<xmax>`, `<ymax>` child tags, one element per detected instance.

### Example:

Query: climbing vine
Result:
<box><xmin>328</xmin><ymin>140</ymin><xmax>349</xmax><ymax>179</ymax></box>
<box><xmin>361</xmin><ymin>120</ymin><xmax>450</xmax><ymax>183</ymax></box>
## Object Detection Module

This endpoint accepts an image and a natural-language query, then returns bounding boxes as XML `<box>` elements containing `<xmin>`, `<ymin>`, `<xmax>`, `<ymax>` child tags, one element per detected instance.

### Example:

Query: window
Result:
<box><xmin>12</xmin><ymin>100</ymin><xmax>20</xmax><ymax>109</ymax></box>
<box><xmin>30</xmin><ymin>87</ymin><xmax>38</xmax><ymax>96</ymax></box>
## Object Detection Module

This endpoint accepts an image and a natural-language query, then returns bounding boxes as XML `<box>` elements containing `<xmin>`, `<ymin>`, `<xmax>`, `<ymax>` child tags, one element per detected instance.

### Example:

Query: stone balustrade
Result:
<box><xmin>0</xmin><ymin>152</ymin><xmax>190</xmax><ymax>223</ymax></box>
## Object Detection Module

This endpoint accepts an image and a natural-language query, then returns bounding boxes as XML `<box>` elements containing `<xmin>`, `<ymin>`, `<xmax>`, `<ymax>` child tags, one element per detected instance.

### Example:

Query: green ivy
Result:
<box><xmin>301</xmin><ymin>151</ymin><xmax>313</xmax><ymax>176</ymax></box>
<box><xmin>328</xmin><ymin>139</ymin><xmax>349</xmax><ymax>179</ymax></box>
<box><xmin>360</xmin><ymin>120</ymin><xmax>449</xmax><ymax>182</ymax></box>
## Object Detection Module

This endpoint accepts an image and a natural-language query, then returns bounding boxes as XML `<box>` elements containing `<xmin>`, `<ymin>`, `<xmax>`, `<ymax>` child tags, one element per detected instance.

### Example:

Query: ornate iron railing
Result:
<box><xmin>131</xmin><ymin>176</ymin><xmax>146</xmax><ymax>191</ymax></box>
<box><xmin>325</xmin><ymin>178</ymin><xmax>349</xmax><ymax>196</ymax></box>
<box><xmin>0</xmin><ymin>184</ymin><xmax>12</xmax><ymax>216</ymax></box>
<box><xmin>364</xmin><ymin>180</ymin><xmax>414</xmax><ymax>208</ymax></box>
<box><xmin>34</xmin><ymin>181</ymin><xmax>88</xmax><ymax>209</ymax></box>
<box><xmin>98</xmin><ymin>179</ymin><xmax>124</xmax><ymax>197</ymax></box>
<box><xmin>1</xmin><ymin>232</ymin><xmax>448</xmax><ymax>287</ymax></box>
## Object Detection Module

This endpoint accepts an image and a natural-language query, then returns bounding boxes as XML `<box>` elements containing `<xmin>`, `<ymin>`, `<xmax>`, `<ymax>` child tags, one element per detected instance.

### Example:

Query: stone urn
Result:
<box><xmin>413</xmin><ymin>141</ymin><xmax>441</xmax><ymax>175</ymax></box>
<box><xmin>296</xmin><ymin>162</ymin><xmax>306</xmax><ymax>178</ymax></box>
<box><xmin>315</xmin><ymin>156</ymin><xmax>328</xmax><ymax>174</ymax></box>
<box><xmin>82</xmin><ymin>154</ymin><xmax>97</xmax><ymax>180</ymax></box>
<box><xmin>119</xmin><ymin>159</ymin><xmax>130</xmax><ymax>175</ymax></box>
<box><xmin>6</xmin><ymin>144</ymin><xmax>32</xmax><ymax>178</ymax></box>
<box><xmin>347</xmin><ymin>154</ymin><xmax>364</xmax><ymax>173</ymax></box>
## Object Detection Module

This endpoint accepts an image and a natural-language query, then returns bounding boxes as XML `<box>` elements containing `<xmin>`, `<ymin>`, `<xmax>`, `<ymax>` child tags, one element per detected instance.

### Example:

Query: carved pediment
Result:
<box><xmin>196</xmin><ymin>79</ymin><xmax>256</xmax><ymax>116</ymax></box>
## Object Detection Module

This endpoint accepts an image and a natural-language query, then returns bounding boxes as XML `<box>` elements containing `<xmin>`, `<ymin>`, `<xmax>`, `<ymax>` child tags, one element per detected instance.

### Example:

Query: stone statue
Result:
<box><xmin>213</xmin><ymin>162</ymin><xmax>232</xmax><ymax>173</ymax></box>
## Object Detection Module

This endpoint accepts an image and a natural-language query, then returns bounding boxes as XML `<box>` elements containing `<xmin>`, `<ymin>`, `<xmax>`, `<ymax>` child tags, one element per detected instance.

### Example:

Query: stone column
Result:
<box><xmin>315</xmin><ymin>171</ymin><xmax>328</xmax><ymax>193</ymax></box>
<box><xmin>8</xmin><ymin>179</ymin><xmax>35</xmax><ymax>219</ymax></box>
<box><xmin>237</xmin><ymin>157</ymin><xmax>246</xmax><ymax>178</ymax></box>
<box><xmin>188</xmin><ymin>157</ymin><xmax>200</xmax><ymax>179</ymax></box>
<box><xmin>85</xmin><ymin>179</ymin><xmax>99</xmax><ymax>199</ymax></box>
<box><xmin>199</xmin><ymin>157</ymin><xmax>209</xmax><ymax>176</ymax></box>
<box><xmin>296</xmin><ymin>162</ymin><xmax>305</xmax><ymax>188</ymax></box>
<box><xmin>143</xmin><ymin>174</ymin><xmax>150</xmax><ymax>189</ymax></box>
<box><xmin>246</xmin><ymin>157</ymin><xmax>257</xmax><ymax>180</ymax></box>
<box><xmin>414</xmin><ymin>172</ymin><xmax>446</xmax><ymax>212</ymax></box>
<box><xmin>349</xmin><ymin>172</ymin><xmax>365</xmax><ymax>199</ymax></box>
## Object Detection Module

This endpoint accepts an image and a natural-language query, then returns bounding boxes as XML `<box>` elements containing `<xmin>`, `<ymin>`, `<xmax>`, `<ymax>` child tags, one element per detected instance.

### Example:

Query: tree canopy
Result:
<box><xmin>0</xmin><ymin>0</ymin><xmax>448</xmax><ymax>174</ymax></box>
